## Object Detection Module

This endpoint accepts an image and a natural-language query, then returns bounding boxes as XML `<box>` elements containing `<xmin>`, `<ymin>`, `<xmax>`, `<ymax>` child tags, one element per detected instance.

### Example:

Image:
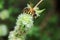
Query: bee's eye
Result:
<box><xmin>33</xmin><ymin>14</ymin><xmax>37</xmax><ymax>17</ymax></box>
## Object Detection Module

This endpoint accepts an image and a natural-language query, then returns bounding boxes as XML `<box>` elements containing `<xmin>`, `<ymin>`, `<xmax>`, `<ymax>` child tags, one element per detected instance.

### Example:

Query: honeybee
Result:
<box><xmin>22</xmin><ymin>0</ymin><xmax>43</xmax><ymax>18</ymax></box>
<box><xmin>23</xmin><ymin>4</ymin><xmax>37</xmax><ymax>18</ymax></box>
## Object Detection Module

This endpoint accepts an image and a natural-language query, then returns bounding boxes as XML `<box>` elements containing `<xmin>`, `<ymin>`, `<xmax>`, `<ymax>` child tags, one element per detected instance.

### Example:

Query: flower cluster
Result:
<box><xmin>8</xmin><ymin>13</ymin><xmax>33</xmax><ymax>40</ymax></box>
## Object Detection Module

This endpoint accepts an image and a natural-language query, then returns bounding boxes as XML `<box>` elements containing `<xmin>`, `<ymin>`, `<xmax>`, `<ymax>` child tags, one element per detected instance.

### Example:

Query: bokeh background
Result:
<box><xmin>0</xmin><ymin>0</ymin><xmax>60</xmax><ymax>40</ymax></box>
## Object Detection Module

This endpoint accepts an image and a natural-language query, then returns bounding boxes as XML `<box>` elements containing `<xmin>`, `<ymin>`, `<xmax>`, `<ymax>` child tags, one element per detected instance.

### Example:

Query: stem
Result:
<box><xmin>34</xmin><ymin>0</ymin><xmax>43</xmax><ymax>8</ymax></box>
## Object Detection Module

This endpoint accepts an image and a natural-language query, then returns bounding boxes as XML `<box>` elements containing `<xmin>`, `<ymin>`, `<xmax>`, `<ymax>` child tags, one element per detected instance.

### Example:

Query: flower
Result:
<box><xmin>16</xmin><ymin>13</ymin><xmax>33</xmax><ymax>29</ymax></box>
<box><xmin>8</xmin><ymin>31</ymin><xmax>15</xmax><ymax>40</ymax></box>
<box><xmin>0</xmin><ymin>24</ymin><xmax>8</xmax><ymax>36</ymax></box>
<box><xmin>0</xmin><ymin>10</ymin><xmax>10</xmax><ymax>20</ymax></box>
<box><xmin>8</xmin><ymin>30</ymin><xmax>25</xmax><ymax>40</ymax></box>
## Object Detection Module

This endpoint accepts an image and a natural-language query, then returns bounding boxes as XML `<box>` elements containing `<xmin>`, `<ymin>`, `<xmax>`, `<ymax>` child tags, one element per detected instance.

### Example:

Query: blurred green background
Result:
<box><xmin>0</xmin><ymin>0</ymin><xmax>59</xmax><ymax>40</ymax></box>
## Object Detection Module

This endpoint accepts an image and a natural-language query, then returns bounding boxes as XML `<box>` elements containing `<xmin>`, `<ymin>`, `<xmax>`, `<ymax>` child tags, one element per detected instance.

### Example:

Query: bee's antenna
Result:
<box><xmin>34</xmin><ymin>0</ymin><xmax>43</xmax><ymax>8</ymax></box>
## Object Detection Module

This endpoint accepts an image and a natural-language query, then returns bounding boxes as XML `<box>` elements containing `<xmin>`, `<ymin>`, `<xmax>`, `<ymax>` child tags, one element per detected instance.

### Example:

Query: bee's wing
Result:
<box><xmin>27</xmin><ymin>4</ymin><xmax>32</xmax><ymax>8</ymax></box>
